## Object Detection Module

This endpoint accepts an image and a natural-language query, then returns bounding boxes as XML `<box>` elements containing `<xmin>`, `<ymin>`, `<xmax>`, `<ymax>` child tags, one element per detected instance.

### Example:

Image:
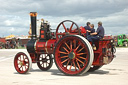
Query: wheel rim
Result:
<box><xmin>37</xmin><ymin>54</ymin><xmax>52</xmax><ymax>70</ymax></box>
<box><xmin>56</xmin><ymin>20</ymin><xmax>80</xmax><ymax>40</ymax></box>
<box><xmin>14</xmin><ymin>52</ymin><xmax>30</xmax><ymax>74</ymax></box>
<box><xmin>55</xmin><ymin>36</ymin><xmax>90</xmax><ymax>75</ymax></box>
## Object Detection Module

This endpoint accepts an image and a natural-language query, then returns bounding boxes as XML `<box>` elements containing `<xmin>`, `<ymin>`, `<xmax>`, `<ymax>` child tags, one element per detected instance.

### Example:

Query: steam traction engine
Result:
<box><xmin>14</xmin><ymin>12</ymin><xmax>116</xmax><ymax>75</ymax></box>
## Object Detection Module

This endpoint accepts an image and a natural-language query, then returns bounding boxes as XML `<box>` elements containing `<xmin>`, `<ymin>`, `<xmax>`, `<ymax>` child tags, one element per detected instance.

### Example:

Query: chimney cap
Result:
<box><xmin>30</xmin><ymin>12</ymin><xmax>37</xmax><ymax>17</ymax></box>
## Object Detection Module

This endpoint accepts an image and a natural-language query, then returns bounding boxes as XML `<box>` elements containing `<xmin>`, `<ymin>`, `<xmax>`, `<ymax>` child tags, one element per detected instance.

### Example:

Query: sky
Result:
<box><xmin>0</xmin><ymin>0</ymin><xmax>128</xmax><ymax>37</ymax></box>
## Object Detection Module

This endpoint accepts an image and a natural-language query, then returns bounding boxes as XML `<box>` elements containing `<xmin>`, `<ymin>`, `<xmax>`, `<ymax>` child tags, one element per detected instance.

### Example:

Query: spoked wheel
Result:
<box><xmin>14</xmin><ymin>52</ymin><xmax>32</xmax><ymax>74</ymax></box>
<box><xmin>37</xmin><ymin>54</ymin><xmax>53</xmax><ymax>71</ymax></box>
<box><xmin>105</xmin><ymin>44</ymin><xmax>114</xmax><ymax>63</ymax></box>
<box><xmin>88</xmin><ymin>66</ymin><xmax>102</xmax><ymax>72</ymax></box>
<box><xmin>54</xmin><ymin>35</ymin><xmax>94</xmax><ymax>76</ymax></box>
<box><xmin>106</xmin><ymin>44</ymin><xmax>113</xmax><ymax>57</ymax></box>
<box><xmin>124</xmin><ymin>42</ymin><xmax>128</xmax><ymax>47</ymax></box>
<box><xmin>56</xmin><ymin>20</ymin><xmax>81</xmax><ymax>40</ymax></box>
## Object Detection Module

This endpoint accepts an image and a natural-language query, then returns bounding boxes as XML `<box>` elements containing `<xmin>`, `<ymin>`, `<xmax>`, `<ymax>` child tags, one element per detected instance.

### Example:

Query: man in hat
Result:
<box><xmin>87</xmin><ymin>21</ymin><xmax>105</xmax><ymax>50</ymax></box>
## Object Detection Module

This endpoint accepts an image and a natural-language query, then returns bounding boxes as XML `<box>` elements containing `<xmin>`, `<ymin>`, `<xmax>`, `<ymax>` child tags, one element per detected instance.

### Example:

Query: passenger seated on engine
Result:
<box><xmin>90</xmin><ymin>24</ymin><xmax>95</xmax><ymax>33</ymax></box>
<box><xmin>87</xmin><ymin>21</ymin><xmax>105</xmax><ymax>50</ymax></box>
<box><xmin>86</xmin><ymin>24</ymin><xmax>95</xmax><ymax>39</ymax></box>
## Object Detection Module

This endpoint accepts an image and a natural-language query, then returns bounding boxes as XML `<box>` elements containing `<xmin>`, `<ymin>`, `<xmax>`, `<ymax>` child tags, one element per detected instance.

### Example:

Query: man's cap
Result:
<box><xmin>98</xmin><ymin>21</ymin><xmax>102</xmax><ymax>25</ymax></box>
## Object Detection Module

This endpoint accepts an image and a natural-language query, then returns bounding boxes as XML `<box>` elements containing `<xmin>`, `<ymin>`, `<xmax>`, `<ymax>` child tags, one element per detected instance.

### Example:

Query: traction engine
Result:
<box><xmin>14</xmin><ymin>12</ymin><xmax>116</xmax><ymax>75</ymax></box>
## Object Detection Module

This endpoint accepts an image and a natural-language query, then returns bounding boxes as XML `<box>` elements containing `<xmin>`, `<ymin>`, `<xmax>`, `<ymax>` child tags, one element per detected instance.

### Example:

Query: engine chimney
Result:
<box><xmin>30</xmin><ymin>12</ymin><xmax>37</xmax><ymax>39</ymax></box>
<box><xmin>27</xmin><ymin>12</ymin><xmax>37</xmax><ymax>53</ymax></box>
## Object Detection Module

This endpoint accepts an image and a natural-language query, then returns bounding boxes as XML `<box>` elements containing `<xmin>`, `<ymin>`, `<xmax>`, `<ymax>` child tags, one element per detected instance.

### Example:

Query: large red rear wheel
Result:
<box><xmin>54</xmin><ymin>35</ymin><xmax>94</xmax><ymax>76</ymax></box>
<box><xmin>14</xmin><ymin>52</ymin><xmax>32</xmax><ymax>74</ymax></box>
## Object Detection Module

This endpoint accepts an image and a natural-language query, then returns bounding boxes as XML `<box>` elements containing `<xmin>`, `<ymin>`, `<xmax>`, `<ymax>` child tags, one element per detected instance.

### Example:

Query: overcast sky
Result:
<box><xmin>0</xmin><ymin>0</ymin><xmax>128</xmax><ymax>37</ymax></box>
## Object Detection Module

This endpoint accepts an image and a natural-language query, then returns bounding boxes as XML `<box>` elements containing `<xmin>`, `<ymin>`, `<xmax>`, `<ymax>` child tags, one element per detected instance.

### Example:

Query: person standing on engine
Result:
<box><xmin>84</xmin><ymin>22</ymin><xmax>91</xmax><ymax>37</ymax></box>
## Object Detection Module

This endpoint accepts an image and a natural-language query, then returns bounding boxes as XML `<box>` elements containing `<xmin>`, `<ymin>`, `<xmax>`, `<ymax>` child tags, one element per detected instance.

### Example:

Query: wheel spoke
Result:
<box><xmin>25</xmin><ymin>65</ymin><xmax>27</xmax><ymax>70</ymax></box>
<box><xmin>61</xmin><ymin>56</ymin><xmax>68</xmax><ymax>58</ymax></box>
<box><xmin>77</xmin><ymin>53</ymin><xmax>87</xmax><ymax>56</ymax></box>
<box><xmin>25</xmin><ymin>64</ymin><xmax>28</xmax><ymax>68</ymax></box>
<box><xmin>73</xmin><ymin>40</ymin><xmax>76</xmax><ymax>49</ymax></box>
<box><xmin>73</xmin><ymin>60</ymin><xmax>77</xmax><ymax>71</ymax></box>
<box><xmin>23</xmin><ymin>56</ymin><xmax>25</xmax><ymax>60</ymax></box>
<box><xmin>70</xmin><ymin>41</ymin><xmax>72</xmax><ymax>51</ymax></box>
<box><xmin>64</xmin><ymin>42</ymin><xmax>70</xmax><ymax>50</ymax></box>
<box><xmin>66</xmin><ymin>59</ymin><xmax>70</xmax><ymax>67</ymax></box>
<box><xmin>62</xmin><ymin>23</ymin><xmax>68</xmax><ymax>32</ymax></box>
<box><xmin>59</xmin><ymin>51</ymin><xmax>68</xmax><ymax>54</ymax></box>
<box><xmin>18</xmin><ymin>59</ymin><xmax>21</xmax><ymax>61</ymax></box>
<box><xmin>63</xmin><ymin>47</ymin><xmax>69</xmax><ymax>53</ymax></box>
<box><xmin>46</xmin><ymin>62</ymin><xmax>50</xmax><ymax>65</ymax></box>
<box><xmin>76</xmin><ymin>58</ymin><xmax>84</xmax><ymax>65</ymax></box>
<box><xmin>76</xmin><ymin>60</ymin><xmax>80</xmax><ymax>69</ymax></box>
<box><xmin>21</xmin><ymin>67</ymin><xmax>23</xmax><ymax>71</ymax></box>
<box><xmin>77</xmin><ymin>55</ymin><xmax>87</xmax><ymax>61</ymax></box>
<box><xmin>19</xmin><ymin>66</ymin><xmax>22</xmax><ymax>69</ymax></box>
<box><xmin>46</xmin><ymin>61</ymin><xmax>47</xmax><ymax>67</ymax></box>
<box><xmin>75</xmin><ymin>44</ymin><xmax>81</xmax><ymax>51</ymax></box>
<box><xmin>69</xmin><ymin>62</ymin><xmax>72</xmax><ymax>71</ymax></box>
<box><xmin>77</xmin><ymin>47</ymin><xmax>84</xmax><ymax>53</ymax></box>
<box><xmin>19</xmin><ymin>56</ymin><xmax>21</xmax><ymax>61</ymax></box>
<box><xmin>41</xmin><ymin>62</ymin><xmax>44</xmax><ymax>67</ymax></box>
<box><xmin>69</xmin><ymin>23</ymin><xmax>74</xmax><ymax>32</ymax></box>
<box><xmin>61</xmin><ymin>58</ymin><xmax>69</xmax><ymax>64</ymax></box>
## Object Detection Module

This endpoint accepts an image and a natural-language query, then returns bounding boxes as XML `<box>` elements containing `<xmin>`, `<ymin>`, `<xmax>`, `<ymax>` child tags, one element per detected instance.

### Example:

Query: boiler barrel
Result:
<box><xmin>35</xmin><ymin>39</ymin><xmax>56</xmax><ymax>54</ymax></box>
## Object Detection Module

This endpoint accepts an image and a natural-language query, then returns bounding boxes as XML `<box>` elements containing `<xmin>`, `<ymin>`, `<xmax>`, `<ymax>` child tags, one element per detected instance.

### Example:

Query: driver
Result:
<box><xmin>84</xmin><ymin>22</ymin><xmax>91</xmax><ymax>37</ymax></box>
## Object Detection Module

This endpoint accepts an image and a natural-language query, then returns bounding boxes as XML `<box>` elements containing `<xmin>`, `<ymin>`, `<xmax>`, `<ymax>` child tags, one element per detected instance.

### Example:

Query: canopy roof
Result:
<box><xmin>5</xmin><ymin>34</ymin><xmax>15</xmax><ymax>39</ymax></box>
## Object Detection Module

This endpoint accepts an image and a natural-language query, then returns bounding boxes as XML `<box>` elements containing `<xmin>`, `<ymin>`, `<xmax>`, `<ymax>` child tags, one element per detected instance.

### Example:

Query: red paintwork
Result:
<box><xmin>92</xmin><ymin>37</ymin><xmax>114</xmax><ymax>66</ymax></box>
<box><xmin>0</xmin><ymin>38</ymin><xmax>6</xmax><ymax>43</ymax></box>
<box><xmin>80</xmin><ymin>26</ymin><xmax>86</xmax><ymax>33</ymax></box>
<box><xmin>35</xmin><ymin>39</ymin><xmax>56</xmax><ymax>54</ymax></box>
<box><xmin>32</xmin><ymin>31</ymin><xmax>114</xmax><ymax>66</ymax></box>
<box><xmin>33</xmin><ymin>35</ymin><xmax>114</xmax><ymax>66</ymax></box>
<box><xmin>29</xmin><ymin>39</ymin><xmax>56</xmax><ymax>63</ymax></box>
<box><xmin>29</xmin><ymin>53</ymin><xmax>37</xmax><ymax>63</ymax></box>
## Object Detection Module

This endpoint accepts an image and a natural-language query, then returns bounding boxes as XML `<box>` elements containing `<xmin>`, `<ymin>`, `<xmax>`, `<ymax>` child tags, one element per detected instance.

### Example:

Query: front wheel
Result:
<box><xmin>14</xmin><ymin>52</ymin><xmax>32</xmax><ymax>74</ymax></box>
